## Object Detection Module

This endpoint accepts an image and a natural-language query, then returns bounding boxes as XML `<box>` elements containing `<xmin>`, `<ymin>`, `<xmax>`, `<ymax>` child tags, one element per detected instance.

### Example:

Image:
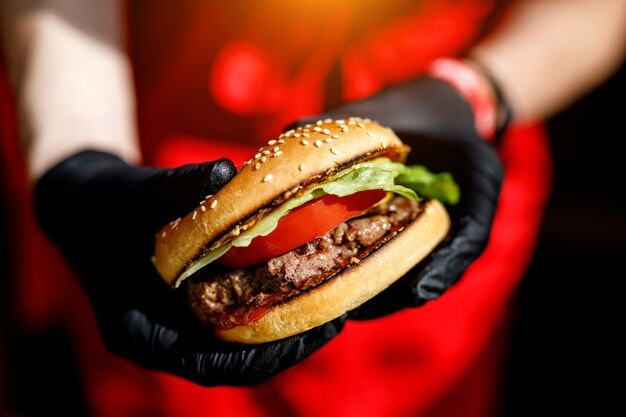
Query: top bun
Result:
<box><xmin>153</xmin><ymin>118</ymin><xmax>410</xmax><ymax>286</ymax></box>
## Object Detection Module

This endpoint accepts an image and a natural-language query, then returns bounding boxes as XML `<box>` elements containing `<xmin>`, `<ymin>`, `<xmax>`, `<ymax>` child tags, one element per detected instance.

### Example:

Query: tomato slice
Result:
<box><xmin>218</xmin><ymin>189</ymin><xmax>386</xmax><ymax>268</ymax></box>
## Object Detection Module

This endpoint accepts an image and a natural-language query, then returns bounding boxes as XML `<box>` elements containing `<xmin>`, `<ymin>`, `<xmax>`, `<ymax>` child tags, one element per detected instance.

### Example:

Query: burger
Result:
<box><xmin>152</xmin><ymin>117</ymin><xmax>459</xmax><ymax>344</ymax></box>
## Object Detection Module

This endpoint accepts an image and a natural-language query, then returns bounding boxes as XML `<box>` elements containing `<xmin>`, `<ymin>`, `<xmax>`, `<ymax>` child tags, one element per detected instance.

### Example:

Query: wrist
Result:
<box><xmin>26</xmin><ymin>133</ymin><xmax>140</xmax><ymax>184</ymax></box>
<box><xmin>426</xmin><ymin>57</ymin><xmax>512</xmax><ymax>141</ymax></box>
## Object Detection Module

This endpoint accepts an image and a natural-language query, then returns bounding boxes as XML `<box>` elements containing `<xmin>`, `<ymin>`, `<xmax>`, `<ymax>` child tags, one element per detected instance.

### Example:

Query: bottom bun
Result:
<box><xmin>214</xmin><ymin>199</ymin><xmax>451</xmax><ymax>344</ymax></box>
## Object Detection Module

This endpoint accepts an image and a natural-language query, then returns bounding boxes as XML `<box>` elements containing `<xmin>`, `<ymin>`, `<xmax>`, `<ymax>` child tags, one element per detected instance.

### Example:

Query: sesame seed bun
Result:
<box><xmin>153</xmin><ymin>118</ymin><xmax>410</xmax><ymax>286</ymax></box>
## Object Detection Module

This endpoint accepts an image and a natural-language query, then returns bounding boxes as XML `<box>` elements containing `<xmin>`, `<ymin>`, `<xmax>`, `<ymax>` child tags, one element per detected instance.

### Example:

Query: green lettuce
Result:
<box><xmin>396</xmin><ymin>165</ymin><xmax>460</xmax><ymax>205</ymax></box>
<box><xmin>174</xmin><ymin>157</ymin><xmax>459</xmax><ymax>287</ymax></box>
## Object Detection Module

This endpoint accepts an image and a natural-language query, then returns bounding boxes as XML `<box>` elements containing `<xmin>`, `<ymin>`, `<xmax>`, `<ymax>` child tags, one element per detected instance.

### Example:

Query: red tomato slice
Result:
<box><xmin>218</xmin><ymin>189</ymin><xmax>386</xmax><ymax>268</ymax></box>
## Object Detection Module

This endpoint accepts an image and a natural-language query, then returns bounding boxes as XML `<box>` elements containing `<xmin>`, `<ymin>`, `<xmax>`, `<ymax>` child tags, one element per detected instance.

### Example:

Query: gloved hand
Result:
<box><xmin>296</xmin><ymin>64</ymin><xmax>505</xmax><ymax>319</ymax></box>
<box><xmin>34</xmin><ymin>150</ymin><xmax>345</xmax><ymax>386</ymax></box>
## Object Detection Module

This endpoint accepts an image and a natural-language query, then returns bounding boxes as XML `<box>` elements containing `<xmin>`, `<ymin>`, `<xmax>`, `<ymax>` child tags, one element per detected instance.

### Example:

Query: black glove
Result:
<box><xmin>34</xmin><ymin>150</ymin><xmax>345</xmax><ymax>386</ymax></box>
<box><xmin>297</xmin><ymin>74</ymin><xmax>505</xmax><ymax>319</ymax></box>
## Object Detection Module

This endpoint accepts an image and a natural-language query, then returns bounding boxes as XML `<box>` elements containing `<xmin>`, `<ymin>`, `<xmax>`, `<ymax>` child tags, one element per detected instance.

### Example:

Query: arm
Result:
<box><xmin>1</xmin><ymin>0</ymin><xmax>139</xmax><ymax>181</ymax></box>
<box><xmin>470</xmin><ymin>0</ymin><xmax>626</xmax><ymax>122</ymax></box>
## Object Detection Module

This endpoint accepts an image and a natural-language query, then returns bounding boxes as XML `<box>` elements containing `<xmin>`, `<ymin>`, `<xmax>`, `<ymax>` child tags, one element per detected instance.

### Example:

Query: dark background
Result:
<box><xmin>2</xmin><ymin>63</ymin><xmax>625</xmax><ymax>416</ymax></box>
<box><xmin>499</xmin><ymin>62</ymin><xmax>626</xmax><ymax>416</ymax></box>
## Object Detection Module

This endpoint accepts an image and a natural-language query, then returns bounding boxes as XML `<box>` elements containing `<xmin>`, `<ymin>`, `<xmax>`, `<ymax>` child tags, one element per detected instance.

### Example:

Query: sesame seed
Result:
<box><xmin>303</xmin><ymin>132</ymin><xmax>310</xmax><ymax>137</ymax></box>
<box><xmin>294</xmin><ymin>133</ymin><xmax>301</xmax><ymax>137</ymax></box>
<box><xmin>161</xmin><ymin>231</ymin><xmax>167</xmax><ymax>238</ymax></box>
<box><xmin>279</xmin><ymin>133</ymin><xmax>285</xmax><ymax>139</ymax></box>
<box><xmin>322</xmin><ymin>128</ymin><xmax>331</xmax><ymax>135</ymax></box>
<box><xmin>263</xmin><ymin>174</ymin><xmax>273</xmax><ymax>182</ymax></box>
<box><xmin>192</xmin><ymin>210</ymin><xmax>197</xmax><ymax>220</ymax></box>
<box><xmin>336</xmin><ymin>119</ymin><xmax>345</xmax><ymax>124</ymax></box>
<box><xmin>299</xmin><ymin>163</ymin><xmax>305</xmax><ymax>171</ymax></box>
<box><xmin>367</xmin><ymin>131</ymin><xmax>376</xmax><ymax>137</ymax></box>
<box><xmin>301</xmin><ymin>140</ymin><xmax>310</xmax><ymax>145</ymax></box>
<box><xmin>263</xmin><ymin>150</ymin><xmax>271</xmax><ymax>155</ymax></box>
<box><xmin>315</xmin><ymin>140</ymin><xmax>323</xmax><ymax>147</ymax></box>
<box><xmin>261</xmin><ymin>156</ymin><xmax>267</xmax><ymax>162</ymax></box>
<box><xmin>330</xmin><ymin>147</ymin><xmax>339</xmax><ymax>155</ymax></box>
<box><xmin>201</xmin><ymin>205</ymin><xmax>207</xmax><ymax>212</ymax></box>
<box><xmin>273</xmin><ymin>146</ymin><xmax>280</xmax><ymax>152</ymax></box>
<box><xmin>316</xmin><ymin>120</ymin><xmax>323</xmax><ymax>125</ymax></box>
<box><xmin>210</xmin><ymin>200</ymin><xmax>217</xmax><ymax>209</ymax></box>
<box><xmin>255</xmin><ymin>162</ymin><xmax>261</xmax><ymax>170</ymax></box>
<box><xmin>278</xmin><ymin>139</ymin><xmax>285</xmax><ymax>144</ymax></box>
<box><xmin>273</xmin><ymin>151</ymin><xmax>283</xmax><ymax>157</ymax></box>
<box><xmin>332</xmin><ymin>134</ymin><xmax>340</xmax><ymax>139</ymax></box>
<box><xmin>268</xmin><ymin>139</ymin><xmax>277</xmax><ymax>145</ymax></box>
<box><xmin>325</xmin><ymin>138</ymin><xmax>332</xmax><ymax>143</ymax></box>
<box><xmin>358</xmin><ymin>123</ymin><xmax>366</xmax><ymax>128</ymax></box>
<box><xmin>285</xmin><ymin>129</ymin><xmax>295</xmax><ymax>136</ymax></box>
<box><xmin>324</xmin><ymin>118</ymin><xmax>333</xmax><ymax>123</ymax></box>
<box><xmin>206</xmin><ymin>195</ymin><xmax>213</xmax><ymax>199</ymax></box>
<box><xmin>313</xmin><ymin>126</ymin><xmax>322</xmax><ymax>132</ymax></box>
<box><xmin>303</xmin><ymin>128</ymin><xmax>310</xmax><ymax>132</ymax></box>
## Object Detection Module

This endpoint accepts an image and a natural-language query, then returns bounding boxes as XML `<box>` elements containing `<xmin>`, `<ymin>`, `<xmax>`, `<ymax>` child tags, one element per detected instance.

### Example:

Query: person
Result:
<box><xmin>1</xmin><ymin>0</ymin><xmax>625</xmax><ymax>416</ymax></box>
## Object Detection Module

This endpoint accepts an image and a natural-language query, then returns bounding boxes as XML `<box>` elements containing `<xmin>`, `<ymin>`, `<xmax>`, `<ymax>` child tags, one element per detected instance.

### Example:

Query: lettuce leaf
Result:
<box><xmin>351</xmin><ymin>158</ymin><xmax>460</xmax><ymax>205</ymax></box>
<box><xmin>396</xmin><ymin>165</ymin><xmax>460</xmax><ymax>205</ymax></box>
<box><xmin>320</xmin><ymin>165</ymin><xmax>417</xmax><ymax>200</ymax></box>
<box><xmin>174</xmin><ymin>157</ymin><xmax>459</xmax><ymax>287</ymax></box>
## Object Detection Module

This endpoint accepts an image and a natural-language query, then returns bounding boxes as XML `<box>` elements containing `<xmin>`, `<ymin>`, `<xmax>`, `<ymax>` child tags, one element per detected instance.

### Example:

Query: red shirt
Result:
<box><xmin>127</xmin><ymin>0</ymin><xmax>503</xmax><ymax>165</ymax></box>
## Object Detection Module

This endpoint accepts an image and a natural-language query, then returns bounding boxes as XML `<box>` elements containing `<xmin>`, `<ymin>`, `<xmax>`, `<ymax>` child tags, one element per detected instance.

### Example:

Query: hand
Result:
<box><xmin>297</xmin><ymin>73</ymin><xmax>504</xmax><ymax>319</ymax></box>
<box><xmin>34</xmin><ymin>150</ymin><xmax>345</xmax><ymax>386</ymax></box>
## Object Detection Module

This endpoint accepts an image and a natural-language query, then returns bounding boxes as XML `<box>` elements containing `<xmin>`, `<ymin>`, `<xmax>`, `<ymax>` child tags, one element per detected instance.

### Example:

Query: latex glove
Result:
<box><xmin>297</xmin><ymin>69</ymin><xmax>505</xmax><ymax>319</ymax></box>
<box><xmin>34</xmin><ymin>150</ymin><xmax>345</xmax><ymax>386</ymax></box>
